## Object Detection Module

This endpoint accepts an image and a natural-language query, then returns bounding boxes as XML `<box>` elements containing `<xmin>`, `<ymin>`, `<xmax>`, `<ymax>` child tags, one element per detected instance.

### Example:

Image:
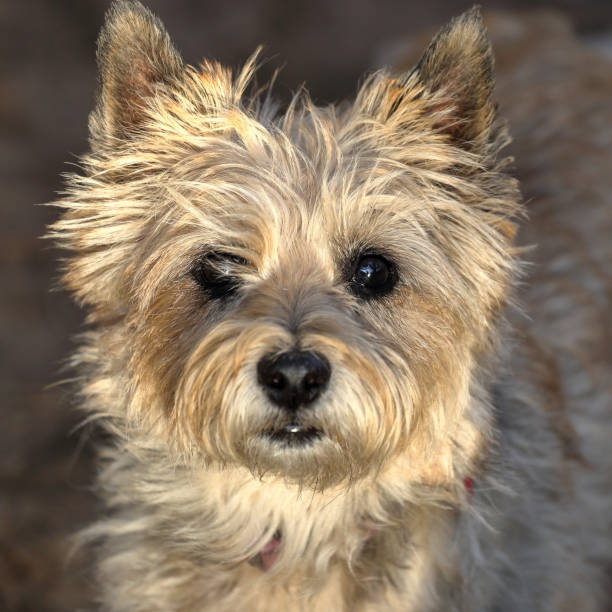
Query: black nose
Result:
<box><xmin>257</xmin><ymin>350</ymin><xmax>331</xmax><ymax>411</ymax></box>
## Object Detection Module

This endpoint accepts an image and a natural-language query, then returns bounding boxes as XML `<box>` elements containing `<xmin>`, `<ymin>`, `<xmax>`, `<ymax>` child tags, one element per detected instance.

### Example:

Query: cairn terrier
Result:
<box><xmin>51</xmin><ymin>2</ymin><xmax>612</xmax><ymax>610</ymax></box>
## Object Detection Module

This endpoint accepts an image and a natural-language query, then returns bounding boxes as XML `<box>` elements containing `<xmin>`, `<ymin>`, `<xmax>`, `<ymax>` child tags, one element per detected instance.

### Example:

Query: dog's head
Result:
<box><xmin>53</xmin><ymin>2</ymin><xmax>520</xmax><ymax>490</ymax></box>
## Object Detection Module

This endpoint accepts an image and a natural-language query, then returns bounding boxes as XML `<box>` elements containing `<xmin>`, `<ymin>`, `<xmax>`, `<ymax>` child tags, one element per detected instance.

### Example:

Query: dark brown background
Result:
<box><xmin>1</xmin><ymin>1</ymin><xmax>611</xmax><ymax>610</ymax></box>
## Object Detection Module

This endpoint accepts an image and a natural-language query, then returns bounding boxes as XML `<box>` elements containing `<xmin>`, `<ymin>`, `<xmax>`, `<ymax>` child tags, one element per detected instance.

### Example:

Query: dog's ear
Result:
<box><xmin>411</xmin><ymin>7</ymin><xmax>495</xmax><ymax>151</ymax></box>
<box><xmin>90</xmin><ymin>0</ymin><xmax>183</xmax><ymax>144</ymax></box>
<box><xmin>358</xmin><ymin>8</ymin><xmax>496</xmax><ymax>154</ymax></box>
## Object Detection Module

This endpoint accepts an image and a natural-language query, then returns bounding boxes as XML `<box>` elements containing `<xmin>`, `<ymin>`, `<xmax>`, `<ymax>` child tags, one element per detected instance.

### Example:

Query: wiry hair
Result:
<box><xmin>48</xmin><ymin>3</ymin><xmax>611</xmax><ymax>611</ymax></box>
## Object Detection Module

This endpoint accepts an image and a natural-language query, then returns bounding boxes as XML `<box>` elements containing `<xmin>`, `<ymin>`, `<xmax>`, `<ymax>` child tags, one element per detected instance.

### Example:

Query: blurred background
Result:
<box><xmin>1</xmin><ymin>1</ymin><xmax>611</xmax><ymax>610</ymax></box>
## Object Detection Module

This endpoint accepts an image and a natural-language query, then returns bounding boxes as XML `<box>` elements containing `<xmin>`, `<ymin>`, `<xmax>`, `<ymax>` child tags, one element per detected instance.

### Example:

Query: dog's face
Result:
<box><xmin>55</xmin><ymin>3</ymin><xmax>519</xmax><ymax>489</ymax></box>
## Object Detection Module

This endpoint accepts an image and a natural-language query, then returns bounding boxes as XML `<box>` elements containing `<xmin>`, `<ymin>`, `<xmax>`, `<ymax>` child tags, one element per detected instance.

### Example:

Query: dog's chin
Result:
<box><xmin>237</xmin><ymin>424</ymin><xmax>354</xmax><ymax>488</ymax></box>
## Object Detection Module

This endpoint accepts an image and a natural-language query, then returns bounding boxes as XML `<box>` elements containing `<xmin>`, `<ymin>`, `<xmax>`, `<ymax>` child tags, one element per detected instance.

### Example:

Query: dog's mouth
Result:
<box><xmin>264</xmin><ymin>424</ymin><xmax>322</xmax><ymax>446</ymax></box>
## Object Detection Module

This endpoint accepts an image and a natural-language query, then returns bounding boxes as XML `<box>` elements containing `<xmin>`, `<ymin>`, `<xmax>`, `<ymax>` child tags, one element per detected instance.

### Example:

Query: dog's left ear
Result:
<box><xmin>412</xmin><ymin>7</ymin><xmax>495</xmax><ymax>151</ymax></box>
<box><xmin>360</xmin><ymin>8</ymin><xmax>496</xmax><ymax>154</ymax></box>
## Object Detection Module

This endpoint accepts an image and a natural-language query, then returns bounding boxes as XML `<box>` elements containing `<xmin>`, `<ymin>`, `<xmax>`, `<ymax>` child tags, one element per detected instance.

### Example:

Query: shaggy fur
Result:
<box><xmin>50</xmin><ymin>2</ymin><xmax>612</xmax><ymax>610</ymax></box>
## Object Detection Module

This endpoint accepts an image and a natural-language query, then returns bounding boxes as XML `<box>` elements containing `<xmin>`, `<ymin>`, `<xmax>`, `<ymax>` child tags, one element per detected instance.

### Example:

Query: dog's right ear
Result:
<box><xmin>90</xmin><ymin>0</ymin><xmax>183</xmax><ymax>145</ymax></box>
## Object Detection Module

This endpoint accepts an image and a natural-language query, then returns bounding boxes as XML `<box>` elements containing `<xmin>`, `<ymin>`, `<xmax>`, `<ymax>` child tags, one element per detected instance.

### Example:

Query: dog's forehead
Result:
<box><xmin>170</xmin><ymin>109</ymin><xmax>427</xmax><ymax>245</ymax></box>
<box><xmin>176</xmin><ymin>161</ymin><xmax>412</xmax><ymax>267</ymax></box>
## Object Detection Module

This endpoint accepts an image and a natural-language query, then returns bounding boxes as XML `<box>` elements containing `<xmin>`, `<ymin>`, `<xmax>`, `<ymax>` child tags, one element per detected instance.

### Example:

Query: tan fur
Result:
<box><xmin>49</xmin><ymin>3</ymin><xmax>612</xmax><ymax>610</ymax></box>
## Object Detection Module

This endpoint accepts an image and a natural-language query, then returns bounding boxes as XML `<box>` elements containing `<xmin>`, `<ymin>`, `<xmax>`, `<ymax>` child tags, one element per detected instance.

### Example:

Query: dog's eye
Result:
<box><xmin>190</xmin><ymin>252</ymin><xmax>247</xmax><ymax>300</ymax></box>
<box><xmin>348</xmin><ymin>254</ymin><xmax>397</xmax><ymax>298</ymax></box>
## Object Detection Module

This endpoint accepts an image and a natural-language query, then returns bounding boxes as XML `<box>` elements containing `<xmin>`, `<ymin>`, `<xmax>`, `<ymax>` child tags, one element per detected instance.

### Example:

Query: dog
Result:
<box><xmin>50</xmin><ymin>2</ymin><xmax>612</xmax><ymax>609</ymax></box>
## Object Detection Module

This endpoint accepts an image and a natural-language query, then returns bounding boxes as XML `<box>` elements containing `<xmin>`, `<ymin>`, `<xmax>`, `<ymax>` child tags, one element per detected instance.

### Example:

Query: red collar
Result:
<box><xmin>249</xmin><ymin>534</ymin><xmax>281</xmax><ymax>571</ymax></box>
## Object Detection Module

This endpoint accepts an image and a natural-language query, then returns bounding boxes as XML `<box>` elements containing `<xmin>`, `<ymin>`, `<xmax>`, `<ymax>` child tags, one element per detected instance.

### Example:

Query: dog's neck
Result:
<box><xmin>247</xmin><ymin>476</ymin><xmax>475</xmax><ymax>571</ymax></box>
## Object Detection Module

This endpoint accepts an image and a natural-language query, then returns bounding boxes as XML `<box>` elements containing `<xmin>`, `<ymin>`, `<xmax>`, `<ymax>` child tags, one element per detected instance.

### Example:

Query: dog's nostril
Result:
<box><xmin>268</xmin><ymin>373</ymin><xmax>286</xmax><ymax>390</ymax></box>
<box><xmin>257</xmin><ymin>350</ymin><xmax>331</xmax><ymax>411</ymax></box>
<box><xmin>304</xmin><ymin>374</ymin><xmax>318</xmax><ymax>389</ymax></box>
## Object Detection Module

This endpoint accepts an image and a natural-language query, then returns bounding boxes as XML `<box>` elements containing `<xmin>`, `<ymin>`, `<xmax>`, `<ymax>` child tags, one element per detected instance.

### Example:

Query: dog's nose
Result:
<box><xmin>257</xmin><ymin>350</ymin><xmax>331</xmax><ymax>411</ymax></box>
